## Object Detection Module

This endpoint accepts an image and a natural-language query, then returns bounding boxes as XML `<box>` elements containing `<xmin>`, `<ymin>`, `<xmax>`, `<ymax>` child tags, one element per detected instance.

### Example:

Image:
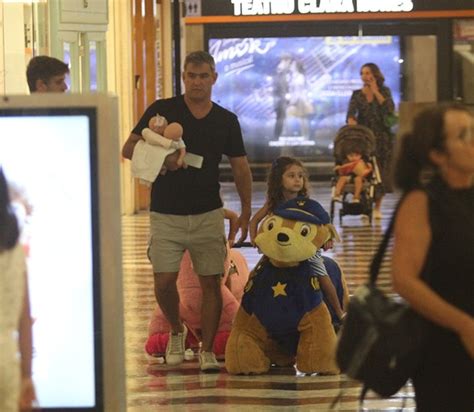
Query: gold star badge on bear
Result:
<box><xmin>272</xmin><ymin>282</ymin><xmax>287</xmax><ymax>297</ymax></box>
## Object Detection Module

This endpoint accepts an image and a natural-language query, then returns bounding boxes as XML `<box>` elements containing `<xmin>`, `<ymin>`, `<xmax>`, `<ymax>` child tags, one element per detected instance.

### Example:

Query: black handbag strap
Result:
<box><xmin>369</xmin><ymin>197</ymin><xmax>405</xmax><ymax>285</ymax></box>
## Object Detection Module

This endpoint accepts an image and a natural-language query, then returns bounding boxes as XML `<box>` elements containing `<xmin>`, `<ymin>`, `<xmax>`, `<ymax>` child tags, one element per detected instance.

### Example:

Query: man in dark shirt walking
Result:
<box><xmin>122</xmin><ymin>51</ymin><xmax>252</xmax><ymax>371</ymax></box>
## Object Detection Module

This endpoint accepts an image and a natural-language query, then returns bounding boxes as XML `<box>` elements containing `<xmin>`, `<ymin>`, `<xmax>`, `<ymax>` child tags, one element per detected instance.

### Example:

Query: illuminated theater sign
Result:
<box><xmin>195</xmin><ymin>0</ymin><xmax>474</xmax><ymax>18</ymax></box>
<box><xmin>230</xmin><ymin>0</ymin><xmax>414</xmax><ymax>16</ymax></box>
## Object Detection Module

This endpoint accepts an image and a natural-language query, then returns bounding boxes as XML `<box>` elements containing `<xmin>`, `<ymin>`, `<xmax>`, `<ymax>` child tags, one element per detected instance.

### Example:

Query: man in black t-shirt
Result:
<box><xmin>122</xmin><ymin>51</ymin><xmax>252</xmax><ymax>371</ymax></box>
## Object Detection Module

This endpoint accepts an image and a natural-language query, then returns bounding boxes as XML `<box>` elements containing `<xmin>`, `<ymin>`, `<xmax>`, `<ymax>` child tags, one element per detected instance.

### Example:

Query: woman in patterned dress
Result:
<box><xmin>0</xmin><ymin>168</ymin><xmax>36</xmax><ymax>411</ymax></box>
<box><xmin>346</xmin><ymin>63</ymin><xmax>395</xmax><ymax>218</ymax></box>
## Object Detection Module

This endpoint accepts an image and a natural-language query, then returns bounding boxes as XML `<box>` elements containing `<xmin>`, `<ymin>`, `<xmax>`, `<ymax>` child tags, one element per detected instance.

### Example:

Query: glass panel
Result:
<box><xmin>89</xmin><ymin>40</ymin><xmax>97</xmax><ymax>91</ymax></box>
<box><xmin>453</xmin><ymin>19</ymin><xmax>474</xmax><ymax>104</ymax></box>
<box><xmin>62</xmin><ymin>42</ymin><xmax>72</xmax><ymax>91</ymax></box>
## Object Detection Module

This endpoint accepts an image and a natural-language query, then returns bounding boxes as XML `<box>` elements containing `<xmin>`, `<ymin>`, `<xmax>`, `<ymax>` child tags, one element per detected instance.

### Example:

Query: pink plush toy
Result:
<box><xmin>145</xmin><ymin>247</ymin><xmax>249</xmax><ymax>360</ymax></box>
<box><xmin>142</xmin><ymin>113</ymin><xmax>186</xmax><ymax>167</ymax></box>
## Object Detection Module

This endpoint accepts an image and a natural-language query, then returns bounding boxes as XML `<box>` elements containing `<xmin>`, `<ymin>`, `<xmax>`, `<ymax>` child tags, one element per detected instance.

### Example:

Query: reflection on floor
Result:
<box><xmin>123</xmin><ymin>182</ymin><xmax>415</xmax><ymax>411</ymax></box>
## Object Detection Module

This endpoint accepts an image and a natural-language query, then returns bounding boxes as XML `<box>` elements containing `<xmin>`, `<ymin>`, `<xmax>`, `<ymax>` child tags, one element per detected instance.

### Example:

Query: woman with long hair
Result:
<box><xmin>391</xmin><ymin>103</ymin><xmax>474</xmax><ymax>411</ymax></box>
<box><xmin>346</xmin><ymin>62</ymin><xmax>396</xmax><ymax>218</ymax></box>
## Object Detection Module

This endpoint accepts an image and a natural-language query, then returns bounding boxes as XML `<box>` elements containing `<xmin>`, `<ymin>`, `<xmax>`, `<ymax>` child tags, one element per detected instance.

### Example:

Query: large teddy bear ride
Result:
<box><xmin>145</xmin><ymin>247</ymin><xmax>249</xmax><ymax>359</ymax></box>
<box><xmin>225</xmin><ymin>197</ymin><xmax>348</xmax><ymax>375</ymax></box>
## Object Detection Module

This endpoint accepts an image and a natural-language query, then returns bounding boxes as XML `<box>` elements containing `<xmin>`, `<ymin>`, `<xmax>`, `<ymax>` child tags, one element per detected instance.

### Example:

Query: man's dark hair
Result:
<box><xmin>26</xmin><ymin>56</ymin><xmax>69</xmax><ymax>92</ymax></box>
<box><xmin>183</xmin><ymin>51</ymin><xmax>216</xmax><ymax>72</ymax></box>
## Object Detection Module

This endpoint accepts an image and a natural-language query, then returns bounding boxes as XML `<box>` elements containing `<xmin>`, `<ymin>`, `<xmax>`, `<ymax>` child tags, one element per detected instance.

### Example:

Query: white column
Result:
<box><xmin>107</xmin><ymin>0</ymin><xmax>135</xmax><ymax>214</ymax></box>
<box><xmin>2</xmin><ymin>3</ymin><xmax>29</xmax><ymax>94</ymax></box>
<box><xmin>162</xmin><ymin>0</ymin><xmax>173</xmax><ymax>98</ymax></box>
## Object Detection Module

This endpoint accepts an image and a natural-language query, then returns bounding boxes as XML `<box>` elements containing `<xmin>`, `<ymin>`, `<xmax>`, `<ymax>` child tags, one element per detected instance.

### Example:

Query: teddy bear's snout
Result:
<box><xmin>277</xmin><ymin>232</ymin><xmax>289</xmax><ymax>242</ymax></box>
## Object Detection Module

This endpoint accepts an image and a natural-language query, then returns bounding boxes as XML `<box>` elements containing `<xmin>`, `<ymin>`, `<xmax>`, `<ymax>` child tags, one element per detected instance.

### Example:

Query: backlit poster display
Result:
<box><xmin>0</xmin><ymin>110</ymin><xmax>99</xmax><ymax>410</ymax></box>
<box><xmin>209</xmin><ymin>36</ymin><xmax>400</xmax><ymax>162</ymax></box>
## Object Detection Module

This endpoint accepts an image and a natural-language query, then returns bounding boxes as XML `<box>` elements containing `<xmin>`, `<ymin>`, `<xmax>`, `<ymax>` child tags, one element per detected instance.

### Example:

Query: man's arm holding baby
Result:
<box><xmin>122</xmin><ymin>131</ymin><xmax>186</xmax><ymax>179</ymax></box>
<box><xmin>122</xmin><ymin>132</ymin><xmax>143</xmax><ymax>160</ymax></box>
<box><xmin>163</xmin><ymin>149</ymin><xmax>186</xmax><ymax>172</ymax></box>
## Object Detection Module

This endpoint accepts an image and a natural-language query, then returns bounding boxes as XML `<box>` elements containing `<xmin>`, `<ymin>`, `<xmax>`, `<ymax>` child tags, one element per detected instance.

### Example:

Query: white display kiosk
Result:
<box><xmin>0</xmin><ymin>94</ymin><xmax>125</xmax><ymax>412</ymax></box>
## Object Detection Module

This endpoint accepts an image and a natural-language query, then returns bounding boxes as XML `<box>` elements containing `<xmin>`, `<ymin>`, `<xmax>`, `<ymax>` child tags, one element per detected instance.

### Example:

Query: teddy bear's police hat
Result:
<box><xmin>274</xmin><ymin>197</ymin><xmax>330</xmax><ymax>225</ymax></box>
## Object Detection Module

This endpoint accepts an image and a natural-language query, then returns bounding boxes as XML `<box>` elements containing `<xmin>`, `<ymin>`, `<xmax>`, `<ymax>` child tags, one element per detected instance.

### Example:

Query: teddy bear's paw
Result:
<box><xmin>225</xmin><ymin>333</ymin><xmax>270</xmax><ymax>375</ymax></box>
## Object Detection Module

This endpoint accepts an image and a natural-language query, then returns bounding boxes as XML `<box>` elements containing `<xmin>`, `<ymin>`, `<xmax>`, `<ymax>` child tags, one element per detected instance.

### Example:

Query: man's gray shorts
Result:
<box><xmin>148</xmin><ymin>208</ymin><xmax>227</xmax><ymax>276</ymax></box>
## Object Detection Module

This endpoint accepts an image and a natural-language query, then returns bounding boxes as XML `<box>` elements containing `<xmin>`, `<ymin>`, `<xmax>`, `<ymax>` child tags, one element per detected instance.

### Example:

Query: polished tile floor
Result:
<box><xmin>122</xmin><ymin>181</ymin><xmax>415</xmax><ymax>411</ymax></box>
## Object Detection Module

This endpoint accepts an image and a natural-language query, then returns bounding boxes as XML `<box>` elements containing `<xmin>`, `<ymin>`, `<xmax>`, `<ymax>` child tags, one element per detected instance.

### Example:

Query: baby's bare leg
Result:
<box><xmin>334</xmin><ymin>176</ymin><xmax>348</xmax><ymax>196</ymax></box>
<box><xmin>353</xmin><ymin>175</ymin><xmax>363</xmax><ymax>199</ymax></box>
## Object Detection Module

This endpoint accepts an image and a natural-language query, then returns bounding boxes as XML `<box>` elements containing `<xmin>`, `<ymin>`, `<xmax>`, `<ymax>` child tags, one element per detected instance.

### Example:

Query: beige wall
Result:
<box><xmin>185</xmin><ymin>24</ymin><xmax>204</xmax><ymax>54</ymax></box>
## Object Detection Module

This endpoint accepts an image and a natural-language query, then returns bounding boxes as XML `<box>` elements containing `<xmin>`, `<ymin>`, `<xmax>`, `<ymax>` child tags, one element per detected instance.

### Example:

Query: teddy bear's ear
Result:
<box><xmin>327</xmin><ymin>224</ymin><xmax>340</xmax><ymax>242</ymax></box>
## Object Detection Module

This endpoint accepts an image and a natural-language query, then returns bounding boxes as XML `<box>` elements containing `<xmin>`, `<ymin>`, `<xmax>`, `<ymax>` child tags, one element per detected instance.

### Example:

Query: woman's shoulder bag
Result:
<box><xmin>334</xmin><ymin>198</ymin><xmax>425</xmax><ymax>405</ymax></box>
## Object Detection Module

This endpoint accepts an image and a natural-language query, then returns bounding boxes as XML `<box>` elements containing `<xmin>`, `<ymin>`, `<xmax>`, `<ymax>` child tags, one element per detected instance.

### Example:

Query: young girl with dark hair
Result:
<box><xmin>0</xmin><ymin>168</ymin><xmax>36</xmax><ymax>411</ymax></box>
<box><xmin>391</xmin><ymin>103</ymin><xmax>474</xmax><ymax>411</ymax></box>
<box><xmin>249</xmin><ymin>156</ymin><xmax>345</xmax><ymax>321</ymax></box>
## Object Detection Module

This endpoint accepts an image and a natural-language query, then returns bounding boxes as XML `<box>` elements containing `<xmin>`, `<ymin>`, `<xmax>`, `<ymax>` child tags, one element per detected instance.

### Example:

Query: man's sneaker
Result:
<box><xmin>199</xmin><ymin>351</ymin><xmax>220</xmax><ymax>372</ymax></box>
<box><xmin>165</xmin><ymin>325</ymin><xmax>187</xmax><ymax>365</ymax></box>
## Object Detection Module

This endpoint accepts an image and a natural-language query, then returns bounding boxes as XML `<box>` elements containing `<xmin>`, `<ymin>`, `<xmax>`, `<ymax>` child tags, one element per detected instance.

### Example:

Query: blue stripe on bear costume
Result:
<box><xmin>241</xmin><ymin>260</ymin><xmax>323</xmax><ymax>355</ymax></box>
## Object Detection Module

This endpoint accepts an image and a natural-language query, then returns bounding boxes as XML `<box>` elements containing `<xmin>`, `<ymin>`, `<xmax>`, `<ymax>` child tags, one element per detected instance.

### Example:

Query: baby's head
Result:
<box><xmin>163</xmin><ymin>123</ymin><xmax>183</xmax><ymax>141</ymax></box>
<box><xmin>148</xmin><ymin>114</ymin><xmax>168</xmax><ymax>134</ymax></box>
<box><xmin>346</xmin><ymin>151</ymin><xmax>362</xmax><ymax>162</ymax></box>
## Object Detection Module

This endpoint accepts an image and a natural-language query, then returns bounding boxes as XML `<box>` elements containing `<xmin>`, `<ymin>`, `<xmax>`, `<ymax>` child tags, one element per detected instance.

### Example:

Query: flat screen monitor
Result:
<box><xmin>208</xmin><ymin>35</ymin><xmax>401</xmax><ymax>162</ymax></box>
<box><xmin>0</xmin><ymin>94</ymin><xmax>125</xmax><ymax>412</ymax></box>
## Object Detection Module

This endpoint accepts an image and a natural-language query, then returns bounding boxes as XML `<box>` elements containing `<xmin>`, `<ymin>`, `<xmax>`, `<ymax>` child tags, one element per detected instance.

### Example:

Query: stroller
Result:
<box><xmin>330</xmin><ymin>125</ymin><xmax>381</xmax><ymax>225</ymax></box>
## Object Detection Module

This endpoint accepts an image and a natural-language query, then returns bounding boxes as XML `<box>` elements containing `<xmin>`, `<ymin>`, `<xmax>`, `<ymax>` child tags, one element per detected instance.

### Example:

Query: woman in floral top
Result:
<box><xmin>346</xmin><ymin>63</ymin><xmax>395</xmax><ymax>218</ymax></box>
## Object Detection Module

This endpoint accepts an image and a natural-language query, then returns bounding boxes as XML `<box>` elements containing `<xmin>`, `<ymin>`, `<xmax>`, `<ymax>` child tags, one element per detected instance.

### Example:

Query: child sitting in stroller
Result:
<box><xmin>333</xmin><ymin>147</ymin><xmax>372</xmax><ymax>203</ymax></box>
<box><xmin>330</xmin><ymin>125</ymin><xmax>380</xmax><ymax>224</ymax></box>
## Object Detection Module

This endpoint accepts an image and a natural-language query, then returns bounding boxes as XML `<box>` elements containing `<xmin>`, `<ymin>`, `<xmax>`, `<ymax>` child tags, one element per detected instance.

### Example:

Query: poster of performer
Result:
<box><xmin>209</xmin><ymin>36</ymin><xmax>401</xmax><ymax>162</ymax></box>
